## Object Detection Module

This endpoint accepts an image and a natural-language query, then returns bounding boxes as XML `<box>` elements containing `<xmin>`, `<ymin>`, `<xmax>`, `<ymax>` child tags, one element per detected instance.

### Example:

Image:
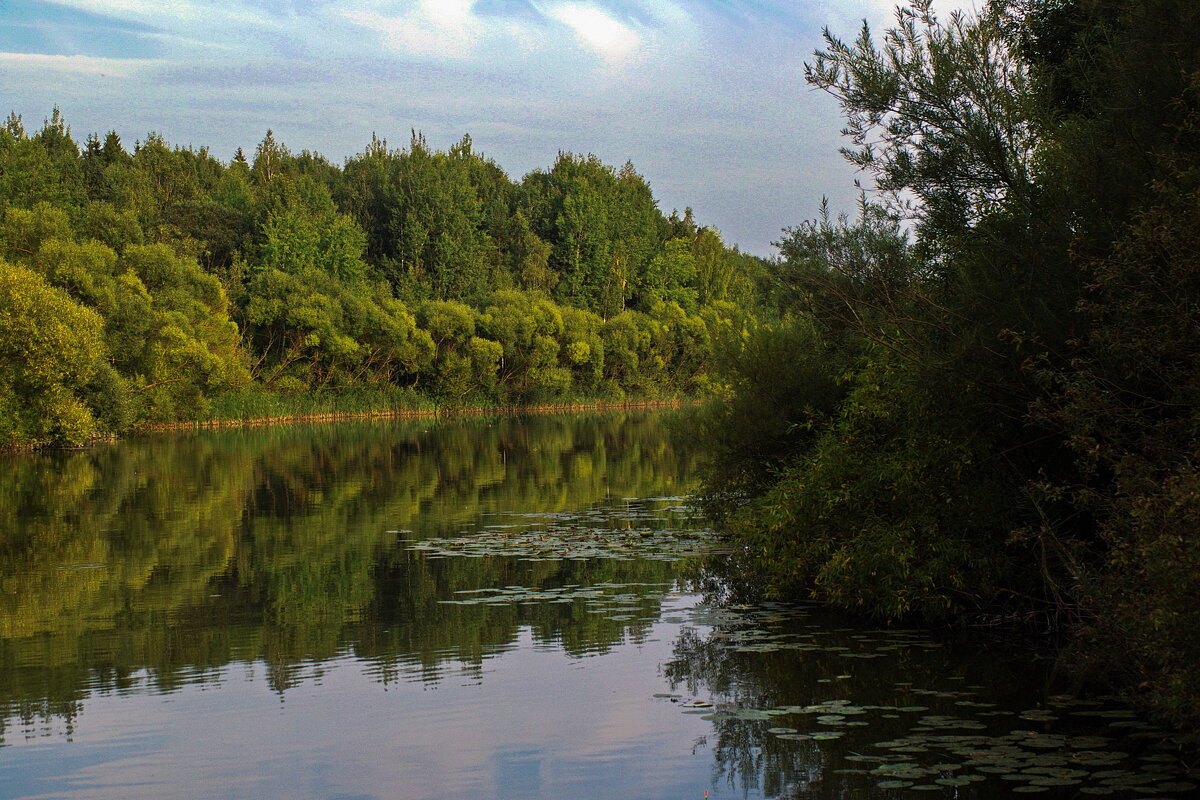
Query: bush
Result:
<box><xmin>0</xmin><ymin>259</ymin><xmax>104</xmax><ymax>446</ymax></box>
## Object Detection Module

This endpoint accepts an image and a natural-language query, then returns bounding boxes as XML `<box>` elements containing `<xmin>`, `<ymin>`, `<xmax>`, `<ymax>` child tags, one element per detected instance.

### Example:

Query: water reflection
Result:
<box><xmin>0</xmin><ymin>412</ymin><xmax>699</xmax><ymax>744</ymax></box>
<box><xmin>659</xmin><ymin>596</ymin><xmax>1197</xmax><ymax>798</ymax></box>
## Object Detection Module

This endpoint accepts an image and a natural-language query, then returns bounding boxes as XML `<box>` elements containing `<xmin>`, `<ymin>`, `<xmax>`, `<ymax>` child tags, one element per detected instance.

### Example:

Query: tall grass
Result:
<box><xmin>142</xmin><ymin>386</ymin><xmax>693</xmax><ymax>432</ymax></box>
<box><xmin>203</xmin><ymin>386</ymin><xmax>434</xmax><ymax>423</ymax></box>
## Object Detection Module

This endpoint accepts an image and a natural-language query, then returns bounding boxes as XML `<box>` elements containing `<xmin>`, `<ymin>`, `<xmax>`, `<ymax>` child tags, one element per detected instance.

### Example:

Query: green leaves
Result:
<box><xmin>0</xmin><ymin>259</ymin><xmax>104</xmax><ymax>445</ymax></box>
<box><xmin>0</xmin><ymin>111</ymin><xmax>751</xmax><ymax>448</ymax></box>
<box><xmin>806</xmin><ymin>1</ymin><xmax>1038</xmax><ymax>242</ymax></box>
<box><xmin>260</xmin><ymin>176</ymin><xmax>369</xmax><ymax>284</ymax></box>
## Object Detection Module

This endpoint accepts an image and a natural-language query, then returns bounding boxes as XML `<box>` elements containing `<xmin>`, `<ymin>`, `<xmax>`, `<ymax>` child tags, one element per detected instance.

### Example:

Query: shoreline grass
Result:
<box><xmin>135</xmin><ymin>390</ymin><xmax>694</xmax><ymax>433</ymax></box>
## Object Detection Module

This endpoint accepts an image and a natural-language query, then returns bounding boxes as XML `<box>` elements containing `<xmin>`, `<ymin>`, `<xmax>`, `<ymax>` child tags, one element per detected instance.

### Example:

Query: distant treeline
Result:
<box><xmin>0</xmin><ymin>115</ymin><xmax>766</xmax><ymax>446</ymax></box>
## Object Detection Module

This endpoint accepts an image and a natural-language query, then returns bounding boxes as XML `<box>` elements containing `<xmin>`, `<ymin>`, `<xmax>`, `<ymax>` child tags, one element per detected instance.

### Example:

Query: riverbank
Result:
<box><xmin>0</xmin><ymin>392</ymin><xmax>697</xmax><ymax>453</ymax></box>
<box><xmin>136</xmin><ymin>396</ymin><xmax>694</xmax><ymax>433</ymax></box>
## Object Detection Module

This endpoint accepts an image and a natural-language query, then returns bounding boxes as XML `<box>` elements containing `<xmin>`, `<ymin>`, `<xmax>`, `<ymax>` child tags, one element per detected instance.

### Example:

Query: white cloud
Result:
<box><xmin>633</xmin><ymin>0</ymin><xmax>691</xmax><ymax>29</ymax></box>
<box><xmin>339</xmin><ymin>1</ymin><xmax>655</xmax><ymax>69</ymax></box>
<box><xmin>541</xmin><ymin>3</ymin><xmax>641</xmax><ymax>65</ymax></box>
<box><xmin>139</xmin><ymin>31</ymin><xmax>236</xmax><ymax>52</ymax></box>
<box><xmin>40</xmin><ymin>0</ymin><xmax>270</xmax><ymax>26</ymax></box>
<box><xmin>0</xmin><ymin>51</ymin><xmax>153</xmax><ymax>77</ymax></box>
<box><xmin>342</xmin><ymin>0</ymin><xmax>486</xmax><ymax>60</ymax></box>
<box><xmin>42</xmin><ymin>0</ymin><xmax>187</xmax><ymax>16</ymax></box>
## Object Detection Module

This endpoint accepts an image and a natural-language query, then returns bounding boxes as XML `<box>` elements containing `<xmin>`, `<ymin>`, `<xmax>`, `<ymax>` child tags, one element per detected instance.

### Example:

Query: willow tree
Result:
<box><xmin>0</xmin><ymin>259</ymin><xmax>104</xmax><ymax>445</ymax></box>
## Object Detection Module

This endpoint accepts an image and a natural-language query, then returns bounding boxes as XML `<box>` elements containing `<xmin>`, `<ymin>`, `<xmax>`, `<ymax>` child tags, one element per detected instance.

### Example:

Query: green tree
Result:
<box><xmin>244</xmin><ymin>268</ymin><xmax>365</xmax><ymax>391</ymax></box>
<box><xmin>639</xmin><ymin>238</ymin><xmax>698</xmax><ymax>312</ymax></box>
<box><xmin>700</xmin><ymin>0</ymin><xmax>1048</xmax><ymax>620</ymax></box>
<box><xmin>806</xmin><ymin>0</ymin><xmax>1039</xmax><ymax>246</ymax></box>
<box><xmin>0</xmin><ymin>111</ymin><xmax>86</xmax><ymax>213</ymax></box>
<box><xmin>610</xmin><ymin>162</ymin><xmax>667</xmax><ymax>314</ymax></box>
<box><xmin>0</xmin><ymin>259</ymin><xmax>104</xmax><ymax>445</ymax></box>
<box><xmin>559</xmin><ymin>305</ymin><xmax>605</xmax><ymax>393</ymax></box>
<box><xmin>119</xmin><ymin>244</ymin><xmax>249</xmax><ymax>419</ymax></box>
<box><xmin>131</xmin><ymin>132</ymin><xmax>203</xmax><ymax>210</ymax></box>
<box><xmin>477</xmin><ymin>290</ymin><xmax>569</xmax><ymax>400</ymax></box>
<box><xmin>507</xmin><ymin>210</ymin><xmax>555</xmax><ymax>293</ymax></box>
<box><xmin>386</xmin><ymin>133</ymin><xmax>492</xmax><ymax>302</ymax></box>
<box><xmin>78</xmin><ymin>201</ymin><xmax>144</xmax><ymax>253</ymax></box>
<box><xmin>520</xmin><ymin>154</ymin><xmax>617</xmax><ymax>314</ymax></box>
<box><xmin>259</xmin><ymin>176</ymin><xmax>369</xmax><ymax>284</ymax></box>
<box><xmin>0</xmin><ymin>109</ymin><xmax>739</xmax><ymax>435</ymax></box>
<box><xmin>338</xmin><ymin>134</ymin><xmax>396</xmax><ymax>269</ymax></box>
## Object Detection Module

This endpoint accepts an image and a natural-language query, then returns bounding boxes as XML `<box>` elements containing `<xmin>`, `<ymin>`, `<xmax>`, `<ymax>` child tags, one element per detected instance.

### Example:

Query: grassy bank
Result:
<box><xmin>134</xmin><ymin>388</ymin><xmax>692</xmax><ymax>433</ymax></box>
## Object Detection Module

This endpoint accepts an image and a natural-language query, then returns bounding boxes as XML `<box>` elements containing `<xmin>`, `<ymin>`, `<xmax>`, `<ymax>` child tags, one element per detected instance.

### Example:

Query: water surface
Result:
<box><xmin>0</xmin><ymin>412</ymin><xmax>1193</xmax><ymax>799</ymax></box>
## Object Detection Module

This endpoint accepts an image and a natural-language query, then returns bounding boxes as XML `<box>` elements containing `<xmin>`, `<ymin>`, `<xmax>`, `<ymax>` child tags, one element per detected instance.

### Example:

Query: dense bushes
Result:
<box><xmin>698</xmin><ymin>0</ymin><xmax>1200</xmax><ymax>727</ymax></box>
<box><xmin>0</xmin><ymin>259</ymin><xmax>104</xmax><ymax>445</ymax></box>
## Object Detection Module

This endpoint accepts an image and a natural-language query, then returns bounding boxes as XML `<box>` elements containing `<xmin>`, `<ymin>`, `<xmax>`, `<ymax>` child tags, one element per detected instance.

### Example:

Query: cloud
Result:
<box><xmin>41</xmin><ymin>0</ymin><xmax>183</xmax><ymax>16</ymax></box>
<box><xmin>0</xmin><ymin>50</ymin><xmax>152</xmax><ymax>76</ymax></box>
<box><xmin>342</xmin><ymin>0</ymin><xmax>486</xmax><ymax>60</ymax></box>
<box><xmin>632</xmin><ymin>0</ymin><xmax>690</xmax><ymax>29</ymax></box>
<box><xmin>540</xmin><ymin>3</ymin><xmax>641</xmax><ymax>65</ymax></box>
<box><xmin>39</xmin><ymin>0</ymin><xmax>270</xmax><ymax>26</ymax></box>
<box><xmin>338</xmin><ymin>0</ymin><xmax>662</xmax><ymax>72</ymax></box>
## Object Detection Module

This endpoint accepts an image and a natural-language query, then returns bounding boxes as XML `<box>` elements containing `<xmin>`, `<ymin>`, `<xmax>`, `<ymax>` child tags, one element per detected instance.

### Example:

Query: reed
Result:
<box><xmin>136</xmin><ymin>390</ymin><xmax>692</xmax><ymax>432</ymax></box>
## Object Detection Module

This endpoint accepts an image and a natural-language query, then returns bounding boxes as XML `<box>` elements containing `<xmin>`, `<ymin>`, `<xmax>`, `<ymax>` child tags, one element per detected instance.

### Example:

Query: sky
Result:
<box><xmin>0</xmin><ymin>0</ymin><xmax>977</xmax><ymax>256</ymax></box>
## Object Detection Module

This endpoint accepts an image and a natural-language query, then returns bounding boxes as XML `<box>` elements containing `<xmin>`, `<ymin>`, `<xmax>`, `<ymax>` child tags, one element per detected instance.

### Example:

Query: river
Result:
<box><xmin>0</xmin><ymin>411</ymin><xmax>1193</xmax><ymax>798</ymax></box>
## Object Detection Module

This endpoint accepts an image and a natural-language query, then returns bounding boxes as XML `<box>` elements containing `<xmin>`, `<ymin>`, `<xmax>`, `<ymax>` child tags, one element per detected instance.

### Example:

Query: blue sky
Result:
<box><xmin>1</xmin><ymin>0</ymin><xmax>975</xmax><ymax>255</ymax></box>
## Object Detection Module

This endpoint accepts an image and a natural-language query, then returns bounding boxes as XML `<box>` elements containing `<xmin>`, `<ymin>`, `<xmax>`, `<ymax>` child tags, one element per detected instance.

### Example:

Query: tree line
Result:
<box><xmin>698</xmin><ymin>0</ymin><xmax>1200</xmax><ymax>730</ymax></box>
<box><xmin>0</xmin><ymin>115</ymin><xmax>767</xmax><ymax>447</ymax></box>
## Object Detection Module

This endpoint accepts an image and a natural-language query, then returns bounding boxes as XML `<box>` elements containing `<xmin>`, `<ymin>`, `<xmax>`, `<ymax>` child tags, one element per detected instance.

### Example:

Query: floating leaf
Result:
<box><xmin>1030</xmin><ymin>777</ymin><xmax>1082</xmax><ymax>787</ymax></box>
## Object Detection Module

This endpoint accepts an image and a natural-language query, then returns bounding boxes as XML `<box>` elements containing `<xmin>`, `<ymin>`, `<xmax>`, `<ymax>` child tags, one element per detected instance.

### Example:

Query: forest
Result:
<box><xmin>699</xmin><ymin>0</ymin><xmax>1200</xmax><ymax>731</ymax></box>
<box><xmin>0</xmin><ymin>114</ymin><xmax>766</xmax><ymax>448</ymax></box>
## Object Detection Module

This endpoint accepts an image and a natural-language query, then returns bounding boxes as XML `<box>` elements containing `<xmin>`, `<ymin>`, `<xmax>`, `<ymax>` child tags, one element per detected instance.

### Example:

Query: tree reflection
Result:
<box><xmin>0</xmin><ymin>411</ymin><xmax>700</xmax><ymax>742</ymax></box>
<box><xmin>661</xmin><ymin>573</ymin><xmax>1049</xmax><ymax>800</ymax></box>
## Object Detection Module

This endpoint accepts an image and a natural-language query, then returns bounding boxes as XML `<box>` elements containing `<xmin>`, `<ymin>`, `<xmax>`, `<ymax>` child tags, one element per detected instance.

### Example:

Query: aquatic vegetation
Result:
<box><xmin>408</xmin><ymin>499</ymin><xmax>726</xmax><ymax>563</ymax></box>
<box><xmin>658</xmin><ymin>601</ymin><xmax>1200</xmax><ymax>797</ymax></box>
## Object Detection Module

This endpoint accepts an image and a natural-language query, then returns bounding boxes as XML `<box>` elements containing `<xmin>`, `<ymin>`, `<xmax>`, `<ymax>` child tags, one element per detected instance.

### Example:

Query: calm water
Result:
<box><xmin>0</xmin><ymin>412</ymin><xmax>1194</xmax><ymax>799</ymax></box>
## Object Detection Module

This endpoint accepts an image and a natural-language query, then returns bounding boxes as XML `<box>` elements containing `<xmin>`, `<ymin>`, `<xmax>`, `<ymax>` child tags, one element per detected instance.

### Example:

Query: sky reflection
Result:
<box><xmin>3</xmin><ymin>599</ymin><xmax>717</xmax><ymax>800</ymax></box>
